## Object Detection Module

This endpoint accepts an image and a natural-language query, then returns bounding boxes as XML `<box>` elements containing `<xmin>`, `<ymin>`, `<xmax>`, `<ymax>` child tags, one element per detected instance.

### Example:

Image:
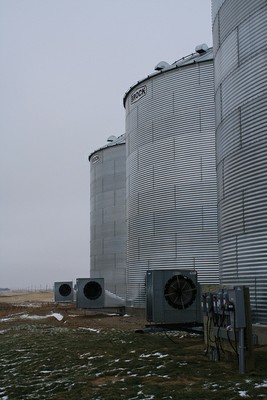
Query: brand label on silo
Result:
<box><xmin>131</xmin><ymin>85</ymin><xmax>147</xmax><ymax>104</ymax></box>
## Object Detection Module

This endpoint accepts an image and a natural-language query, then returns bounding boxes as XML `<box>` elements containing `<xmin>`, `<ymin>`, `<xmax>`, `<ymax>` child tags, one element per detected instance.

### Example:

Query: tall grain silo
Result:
<box><xmin>212</xmin><ymin>0</ymin><xmax>267</xmax><ymax>323</ymax></box>
<box><xmin>89</xmin><ymin>134</ymin><xmax>126</xmax><ymax>300</ymax></box>
<box><xmin>124</xmin><ymin>46</ymin><xmax>219</xmax><ymax>306</ymax></box>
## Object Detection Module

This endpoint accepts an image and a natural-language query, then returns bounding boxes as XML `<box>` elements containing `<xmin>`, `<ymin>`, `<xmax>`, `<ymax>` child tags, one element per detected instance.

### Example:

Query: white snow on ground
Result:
<box><xmin>139</xmin><ymin>352</ymin><xmax>168</xmax><ymax>359</ymax></box>
<box><xmin>153</xmin><ymin>352</ymin><xmax>168</xmax><ymax>358</ymax></box>
<box><xmin>19</xmin><ymin>313</ymin><xmax>64</xmax><ymax>321</ymax></box>
<box><xmin>51</xmin><ymin>313</ymin><xmax>63</xmax><ymax>321</ymax></box>
<box><xmin>79</xmin><ymin>353</ymin><xmax>105</xmax><ymax>360</ymax></box>
<box><xmin>20</xmin><ymin>314</ymin><xmax>47</xmax><ymax>320</ymax></box>
<box><xmin>255</xmin><ymin>380</ymin><xmax>267</xmax><ymax>388</ymax></box>
<box><xmin>78</xmin><ymin>327</ymin><xmax>101</xmax><ymax>333</ymax></box>
<box><xmin>238</xmin><ymin>390</ymin><xmax>248</xmax><ymax>397</ymax></box>
<box><xmin>104</xmin><ymin>313</ymin><xmax>120</xmax><ymax>316</ymax></box>
<box><xmin>0</xmin><ymin>388</ymin><xmax>8</xmax><ymax>400</ymax></box>
<box><xmin>0</xmin><ymin>312</ymin><xmax>64</xmax><ymax>322</ymax></box>
<box><xmin>0</xmin><ymin>317</ymin><xmax>15</xmax><ymax>322</ymax></box>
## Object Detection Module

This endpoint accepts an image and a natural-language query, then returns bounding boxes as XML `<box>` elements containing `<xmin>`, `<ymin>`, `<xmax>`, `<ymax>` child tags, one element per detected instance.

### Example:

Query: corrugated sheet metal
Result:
<box><xmin>90</xmin><ymin>140</ymin><xmax>127</xmax><ymax>299</ymax></box>
<box><xmin>213</xmin><ymin>0</ymin><xmax>267</xmax><ymax>323</ymax></box>
<box><xmin>222</xmin><ymin>54</ymin><xmax>267</xmax><ymax>120</ymax></box>
<box><xmin>216</xmin><ymin>0</ymin><xmax>266</xmax><ymax>47</ymax></box>
<box><xmin>125</xmin><ymin>55</ymin><xmax>219</xmax><ymax>306</ymax></box>
<box><xmin>214</xmin><ymin>29</ymin><xmax>238</xmax><ymax>90</ymax></box>
<box><xmin>211</xmin><ymin>0</ymin><xmax>224</xmax><ymax>23</ymax></box>
<box><xmin>239</xmin><ymin>7</ymin><xmax>267</xmax><ymax>63</ymax></box>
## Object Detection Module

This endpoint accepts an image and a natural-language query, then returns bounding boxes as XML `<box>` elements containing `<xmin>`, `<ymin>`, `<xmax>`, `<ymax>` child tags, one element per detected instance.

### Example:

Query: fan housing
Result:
<box><xmin>54</xmin><ymin>281</ymin><xmax>74</xmax><ymax>303</ymax></box>
<box><xmin>76</xmin><ymin>278</ymin><xmax>105</xmax><ymax>308</ymax></box>
<box><xmin>146</xmin><ymin>269</ymin><xmax>201</xmax><ymax>324</ymax></box>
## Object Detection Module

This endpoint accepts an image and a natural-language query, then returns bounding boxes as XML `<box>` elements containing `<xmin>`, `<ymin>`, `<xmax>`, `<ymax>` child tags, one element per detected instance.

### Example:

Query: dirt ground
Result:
<box><xmin>0</xmin><ymin>291</ymin><xmax>147</xmax><ymax>331</ymax></box>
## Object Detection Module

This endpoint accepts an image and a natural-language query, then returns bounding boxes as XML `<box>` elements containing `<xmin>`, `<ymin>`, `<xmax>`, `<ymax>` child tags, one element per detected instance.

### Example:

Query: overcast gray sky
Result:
<box><xmin>0</xmin><ymin>0</ymin><xmax>212</xmax><ymax>290</ymax></box>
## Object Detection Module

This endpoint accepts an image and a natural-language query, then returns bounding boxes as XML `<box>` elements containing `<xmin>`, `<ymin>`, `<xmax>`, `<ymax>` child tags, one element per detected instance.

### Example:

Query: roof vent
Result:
<box><xmin>107</xmin><ymin>135</ymin><xmax>117</xmax><ymax>142</ymax></box>
<box><xmin>195</xmin><ymin>43</ymin><xmax>208</xmax><ymax>54</ymax></box>
<box><xmin>154</xmin><ymin>61</ymin><xmax>170</xmax><ymax>71</ymax></box>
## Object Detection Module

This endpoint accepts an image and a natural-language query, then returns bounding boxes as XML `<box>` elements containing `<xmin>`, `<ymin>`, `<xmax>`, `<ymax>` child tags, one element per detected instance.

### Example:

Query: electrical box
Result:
<box><xmin>227</xmin><ymin>286</ymin><xmax>247</xmax><ymax>328</ymax></box>
<box><xmin>202</xmin><ymin>285</ymin><xmax>254</xmax><ymax>373</ymax></box>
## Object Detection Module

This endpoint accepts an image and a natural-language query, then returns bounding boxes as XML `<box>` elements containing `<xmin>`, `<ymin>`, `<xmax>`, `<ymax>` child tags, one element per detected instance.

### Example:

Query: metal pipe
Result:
<box><xmin>239</xmin><ymin>327</ymin><xmax>246</xmax><ymax>374</ymax></box>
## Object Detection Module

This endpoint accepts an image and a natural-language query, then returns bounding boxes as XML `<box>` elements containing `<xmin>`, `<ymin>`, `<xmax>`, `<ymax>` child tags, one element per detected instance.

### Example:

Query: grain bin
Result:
<box><xmin>212</xmin><ymin>0</ymin><xmax>267</xmax><ymax>323</ymax></box>
<box><xmin>124</xmin><ymin>46</ymin><xmax>219</xmax><ymax>306</ymax></box>
<box><xmin>89</xmin><ymin>135</ymin><xmax>126</xmax><ymax>300</ymax></box>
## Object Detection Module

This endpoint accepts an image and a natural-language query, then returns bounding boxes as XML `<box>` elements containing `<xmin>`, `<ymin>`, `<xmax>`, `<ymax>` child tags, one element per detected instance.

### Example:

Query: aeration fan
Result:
<box><xmin>76</xmin><ymin>278</ymin><xmax>105</xmax><ymax>309</ymax></box>
<box><xmin>146</xmin><ymin>270</ymin><xmax>201</xmax><ymax>324</ymax></box>
<box><xmin>164</xmin><ymin>274</ymin><xmax>197</xmax><ymax>310</ymax></box>
<box><xmin>54</xmin><ymin>281</ymin><xmax>74</xmax><ymax>303</ymax></box>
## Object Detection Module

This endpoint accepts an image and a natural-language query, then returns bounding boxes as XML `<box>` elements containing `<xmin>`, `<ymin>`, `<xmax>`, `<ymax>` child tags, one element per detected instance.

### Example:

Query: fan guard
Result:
<box><xmin>59</xmin><ymin>283</ymin><xmax>72</xmax><ymax>297</ymax></box>
<box><xmin>164</xmin><ymin>274</ymin><xmax>197</xmax><ymax>309</ymax></box>
<box><xmin>83</xmin><ymin>281</ymin><xmax>102</xmax><ymax>300</ymax></box>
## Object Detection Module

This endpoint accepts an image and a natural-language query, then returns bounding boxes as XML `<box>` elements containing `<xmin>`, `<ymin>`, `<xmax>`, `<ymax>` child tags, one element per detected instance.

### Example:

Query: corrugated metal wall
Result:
<box><xmin>125</xmin><ymin>55</ymin><xmax>219</xmax><ymax>306</ymax></box>
<box><xmin>89</xmin><ymin>139</ymin><xmax>127</xmax><ymax>299</ymax></box>
<box><xmin>213</xmin><ymin>0</ymin><xmax>267</xmax><ymax>323</ymax></box>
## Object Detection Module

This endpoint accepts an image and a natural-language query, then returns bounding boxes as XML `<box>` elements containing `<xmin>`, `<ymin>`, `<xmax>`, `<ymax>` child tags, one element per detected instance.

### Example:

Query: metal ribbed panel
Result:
<box><xmin>125</xmin><ymin>56</ymin><xmax>219</xmax><ymax>306</ymax></box>
<box><xmin>90</xmin><ymin>140</ymin><xmax>127</xmax><ymax>299</ymax></box>
<box><xmin>219</xmin><ymin>233</ymin><xmax>267</xmax><ymax>323</ymax></box>
<box><xmin>239</xmin><ymin>8</ymin><xmax>267</xmax><ymax>63</ymax></box>
<box><xmin>214</xmin><ymin>29</ymin><xmax>238</xmax><ymax>90</ymax></box>
<box><xmin>221</xmin><ymin>54</ymin><xmax>267</xmax><ymax>121</ymax></box>
<box><xmin>213</xmin><ymin>0</ymin><xmax>267</xmax><ymax>323</ymax></box>
<box><xmin>217</xmin><ymin>0</ymin><xmax>266</xmax><ymax>47</ymax></box>
<box><xmin>211</xmin><ymin>0</ymin><xmax>224</xmax><ymax>23</ymax></box>
<box><xmin>212</xmin><ymin>12</ymin><xmax>220</xmax><ymax>56</ymax></box>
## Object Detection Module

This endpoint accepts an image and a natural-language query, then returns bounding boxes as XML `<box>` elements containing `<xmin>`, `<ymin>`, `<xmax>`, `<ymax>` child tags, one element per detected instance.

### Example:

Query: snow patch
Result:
<box><xmin>0</xmin><ymin>317</ymin><xmax>15</xmax><ymax>322</ymax></box>
<box><xmin>19</xmin><ymin>312</ymin><xmax>63</xmax><ymax>321</ymax></box>
<box><xmin>140</xmin><ymin>352</ymin><xmax>168</xmax><ymax>359</ymax></box>
<box><xmin>78</xmin><ymin>327</ymin><xmax>101</xmax><ymax>333</ymax></box>
<box><xmin>51</xmin><ymin>313</ymin><xmax>63</xmax><ymax>321</ymax></box>
<box><xmin>238</xmin><ymin>390</ymin><xmax>248</xmax><ymax>398</ymax></box>
<box><xmin>255</xmin><ymin>380</ymin><xmax>267</xmax><ymax>388</ymax></box>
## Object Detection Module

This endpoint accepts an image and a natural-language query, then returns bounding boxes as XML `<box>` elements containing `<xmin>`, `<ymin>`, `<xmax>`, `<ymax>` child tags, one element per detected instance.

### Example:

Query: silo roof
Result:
<box><xmin>123</xmin><ymin>47</ymin><xmax>213</xmax><ymax>107</ymax></box>
<box><xmin>88</xmin><ymin>134</ymin><xmax>126</xmax><ymax>161</ymax></box>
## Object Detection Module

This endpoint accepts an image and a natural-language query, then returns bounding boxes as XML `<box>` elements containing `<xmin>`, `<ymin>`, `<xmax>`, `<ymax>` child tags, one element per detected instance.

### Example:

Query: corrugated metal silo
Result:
<box><xmin>89</xmin><ymin>135</ymin><xmax>126</xmax><ymax>300</ymax></box>
<box><xmin>124</xmin><ymin>47</ymin><xmax>219</xmax><ymax>306</ymax></box>
<box><xmin>212</xmin><ymin>0</ymin><xmax>267</xmax><ymax>323</ymax></box>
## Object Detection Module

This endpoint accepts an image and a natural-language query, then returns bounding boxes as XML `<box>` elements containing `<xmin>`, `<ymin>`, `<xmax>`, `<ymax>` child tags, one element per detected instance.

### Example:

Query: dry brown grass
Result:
<box><xmin>0</xmin><ymin>290</ymin><xmax>54</xmax><ymax>303</ymax></box>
